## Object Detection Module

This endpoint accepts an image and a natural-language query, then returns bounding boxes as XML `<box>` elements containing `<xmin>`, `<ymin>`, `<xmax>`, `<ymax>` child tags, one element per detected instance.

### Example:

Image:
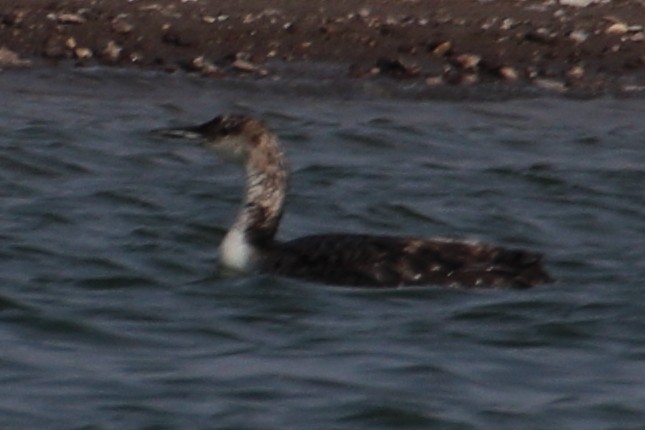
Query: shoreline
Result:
<box><xmin>1</xmin><ymin>0</ymin><xmax>643</xmax><ymax>94</ymax></box>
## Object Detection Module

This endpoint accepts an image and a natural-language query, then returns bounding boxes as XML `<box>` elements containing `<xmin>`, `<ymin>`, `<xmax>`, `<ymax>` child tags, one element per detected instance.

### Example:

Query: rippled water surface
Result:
<box><xmin>1</xmin><ymin>69</ymin><xmax>644</xmax><ymax>429</ymax></box>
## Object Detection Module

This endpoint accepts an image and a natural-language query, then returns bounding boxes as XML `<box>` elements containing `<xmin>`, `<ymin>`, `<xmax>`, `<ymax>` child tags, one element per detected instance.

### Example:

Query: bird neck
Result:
<box><xmin>222</xmin><ymin>132</ymin><xmax>287</xmax><ymax>270</ymax></box>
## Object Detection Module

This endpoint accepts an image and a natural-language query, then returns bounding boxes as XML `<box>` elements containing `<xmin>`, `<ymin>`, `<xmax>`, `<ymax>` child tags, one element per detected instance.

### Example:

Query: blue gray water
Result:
<box><xmin>1</xmin><ymin>68</ymin><xmax>644</xmax><ymax>429</ymax></box>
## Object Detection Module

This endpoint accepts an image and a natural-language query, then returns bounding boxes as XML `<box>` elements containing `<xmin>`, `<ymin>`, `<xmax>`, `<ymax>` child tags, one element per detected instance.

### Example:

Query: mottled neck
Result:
<box><xmin>233</xmin><ymin>132</ymin><xmax>287</xmax><ymax>247</ymax></box>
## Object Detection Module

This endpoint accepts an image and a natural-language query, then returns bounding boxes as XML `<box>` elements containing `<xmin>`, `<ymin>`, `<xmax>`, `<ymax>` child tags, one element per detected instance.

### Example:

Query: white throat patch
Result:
<box><xmin>219</xmin><ymin>228</ymin><xmax>257</xmax><ymax>272</ymax></box>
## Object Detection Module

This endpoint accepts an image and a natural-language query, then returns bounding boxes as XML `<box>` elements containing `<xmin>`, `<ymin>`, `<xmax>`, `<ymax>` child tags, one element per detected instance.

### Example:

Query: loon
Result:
<box><xmin>155</xmin><ymin>114</ymin><xmax>552</xmax><ymax>288</ymax></box>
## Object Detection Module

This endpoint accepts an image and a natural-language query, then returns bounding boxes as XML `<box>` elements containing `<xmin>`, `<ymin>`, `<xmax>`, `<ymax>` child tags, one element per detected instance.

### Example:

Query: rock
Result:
<box><xmin>200</xmin><ymin>63</ymin><xmax>224</xmax><ymax>78</ymax></box>
<box><xmin>0</xmin><ymin>46</ymin><xmax>31</xmax><ymax>68</ymax></box>
<box><xmin>500</xmin><ymin>18</ymin><xmax>515</xmax><ymax>30</ymax></box>
<box><xmin>499</xmin><ymin>66</ymin><xmax>518</xmax><ymax>81</ymax></box>
<box><xmin>231</xmin><ymin>59</ymin><xmax>255</xmax><ymax>72</ymax></box>
<box><xmin>431</xmin><ymin>41</ymin><xmax>452</xmax><ymax>57</ymax></box>
<box><xmin>358</xmin><ymin>7</ymin><xmax>371</xmax><ymax>18</ymax></box>
<box><xmin>190</xmin><ymin>55</ymin><xmax>207</xmax><ymax>70</ymax></box>
<box><xmin>102</xmin><ymin>40</ymin><xmax>122</xmax><ymax>63</ymax></box>
<box><xmin>459</xmin><ymin>73</ymin><xmax>479</xmax><ymax>85</ymax></box>
<box><xmin>569</xmin><ymin>30</ymin><xmax>589</xmax><ymax>43</ymax></box>
<box><xmin>65</xmin><ymin>37</ymin><xmax>77</xmax><ymax>50</ymax></box>
<box><xmin>74</xmin><ymin>47</ymin><xmax>93</xmax><ymax>59</ymax></box>
<box><xmin>129</xmin><ymin>52</ymin><xmax>143</xmax><ymax>63</ymax></box>
<box><xmin>232</xmin><ymin>58</ymin><xmax>268</xmax><ymax>76</ymax></box>
<box><xmin>425</xmin><ymin>75</ymin><xmax>443</xmax><ymax>86</ymax></box>
<box><xmin>283</xmin><ymin>22</ymin><xmax>295</xmax><ymax>33</ymax></box>
<box><xmin>47</xmin><ymin>12</ymin><xmax>86</xmax><ymax>25</ymax></box>
<box><xmin>559</xmin><ymin>0</ymin><xmax>597</xmax><ymax>7</ymax></box>
<box><xmin>567</xmin><ymin>65</ymin><xmax>585</xmax><ymax>80</ymax></box>
<box><xmin>190</xmin><ymin>56</ymin><xmax>224</xmax><ymax>77</ymax></box>
<box><xmin>606</xmin><ymin>22</ymin><xmax>628</xmax><ymax>35</ymax></box>
<box><xmin>112</xmin><ymin>18</ymin><xmax>134</xmax><ymax>34</ymax></box>
<box><xmin>453</xmin><ymin>53</ymin><xmax>481</xmax><ymax>70</ymax></box>
<box><xmin>534</xmin><ymin>78</ymin><xmax>566</xmax><ymax>92</ymax></box>
<box><xmin>621</xmin><ymin>84</ymin><xmax>645</xmax><ymax>93</ymax></box>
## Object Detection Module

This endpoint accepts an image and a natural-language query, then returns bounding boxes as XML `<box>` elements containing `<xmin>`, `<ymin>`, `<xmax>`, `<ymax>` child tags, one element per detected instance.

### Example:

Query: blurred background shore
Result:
<box><xmin>1</xmin><ymin>0</ymin><xmax>643</xmax><ymax>93</ymax></box>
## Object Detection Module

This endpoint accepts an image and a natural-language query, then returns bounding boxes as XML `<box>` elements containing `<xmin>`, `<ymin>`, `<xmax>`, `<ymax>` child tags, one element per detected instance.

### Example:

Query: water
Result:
<box><xmin>1</xmin><ymin>68</ymin><xmax>644</xmax><ymax>430</ymax></box>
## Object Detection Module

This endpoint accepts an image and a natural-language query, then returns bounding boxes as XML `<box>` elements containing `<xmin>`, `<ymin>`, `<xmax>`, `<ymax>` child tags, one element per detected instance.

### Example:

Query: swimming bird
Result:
<box><xmin>155</xmin><ymin>114</ymin><xmax>552</xmax><ymax>288</ymax></box>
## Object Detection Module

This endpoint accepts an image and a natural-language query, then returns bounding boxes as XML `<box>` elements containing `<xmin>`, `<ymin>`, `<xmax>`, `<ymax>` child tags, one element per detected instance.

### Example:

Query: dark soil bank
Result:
<box><xmin>1</xmin><ymin>0</ymin><xmax>644</xmax><ymax>93</ymax></box>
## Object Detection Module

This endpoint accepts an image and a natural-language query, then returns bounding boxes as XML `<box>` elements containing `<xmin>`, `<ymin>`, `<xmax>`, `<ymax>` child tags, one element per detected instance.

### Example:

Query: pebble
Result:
<box><xmin>283</xmin><ymin>22</ymin><xmax>295</xmax><ymax>33</ymax></box>
<box><xmin>499</xmin><ymin>66</ymin><xmax>518</xmax><ymax>80</ymax></box>
<box><xmin>425</xmin><ymin>75</ymin><xmax>443</xmax><ymax>86</ymax></box>
<box><xmin>48</xmin><ymin>12</ymin><xmax>86</xmax><ymax>25</ymax></box>
<box><xmin>567</xmin><ymin>65</ymin><xmax>585</xmax><ymax>80</ymax></box>
<box><xmin>102</xmin><ymin>41</ymin><xmax>122</xmax><ymax>63</ymax></box>
<box><xmin>500</xmin><ymin>18</ymin><xmax>515</xmax><ymax>31</ymax></box>
<box><xmin>129</xmin><ymin>52</ymin><xmax>143</xmax><ymax>63</ymax></box>
<box><xmin>191</xmin><ymin>56</ymin><xmax>224</xmax><ymax>77</ymax></box>
<box><xmin>454</xmin><ymin>53</ymin><xmax>481</xmax><ymax>70</ymax></box>
<box><xmin>139</xmin><ymin>4</ymin><xmax>162</xmax><ymax>12</ymax></box>
<box><xmin>534</xmin><ymin>78</ymin><xmax>566</xmax><ymax>92</ymax></box>
<box><xmin>569</xmin><ymin>30</ymin><xmax>589</xmax><ymax>43</ymax></box>
<box><xmin>621</xmin><ymin>84</ymin><xmax>645</xmax><ymax>93</ymax></box>
<box><xmin>459</xmin><ymin>73</ymin><xmax>479</xmax><ymax>85</ymax></box>
<box><xmin>112</xmin><ymin>18</ymin><xmax>134</xmax><ymax>34</ymax></box>
<box><xmin>74</xmin><ymin>47</ymin><xmax>93</xmax><ymax>60</ymax></box>
<box><xmin>559</xmin><ymin>0</ymin><xmax>597</xmax><ymax>7</ymax></box>
<box><xmin>606</xmin><ymin>22</ymin><xmax>628</xmax><ymax>35</ymax></box>
<box><xmin>66</xmin><ymin>37</ymin><xmax>77</xmax><ymax>49</ymax></box>
<box><xmin>0</xmin><ymin>46</ymin><xmax>31</xmax><ymax>68</ymax></box>
<box><xmin>432</xmin><ymin>41</ymin><xmax>451</xmax><ymax>57</ymax></box>
<box><xmin>554</xmin><ymin>9</ymin><xmax>567</xmax><ymax>19</ymax></box>
<box><xmin>358</xmin><ymin>8</ymin><xmax>371</xmax><ymax>18</ymax></box>
<box><xmin>232</xmin><ymin>59</ymin><xmax>268</xmax><ymax>76</ymax></box>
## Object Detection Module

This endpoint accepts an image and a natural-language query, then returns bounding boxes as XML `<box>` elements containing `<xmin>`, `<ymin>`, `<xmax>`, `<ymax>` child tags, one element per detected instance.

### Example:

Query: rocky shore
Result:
<box><xmin>1</xmin><ymin>0</ymin><xmax>643</xmax><ymax>94</ymax></box>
